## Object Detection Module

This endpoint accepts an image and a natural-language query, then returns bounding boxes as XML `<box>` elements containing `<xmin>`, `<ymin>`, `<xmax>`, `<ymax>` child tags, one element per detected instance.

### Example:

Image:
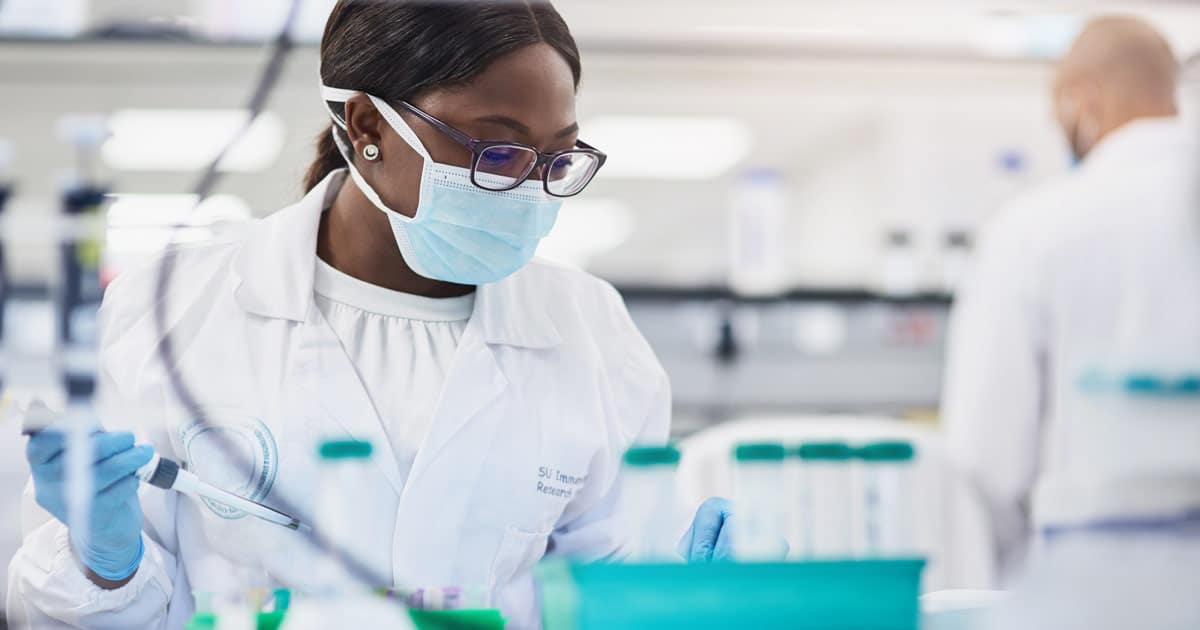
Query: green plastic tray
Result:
<box><xmin>409</xmin><ymin>609</ymin><xmax>507</xmax><ymax>630</ymax></box>
<box><xmin>537</xmin><ymin>558</ymin><xmax>925</xmax><ymax>630</ymax></box>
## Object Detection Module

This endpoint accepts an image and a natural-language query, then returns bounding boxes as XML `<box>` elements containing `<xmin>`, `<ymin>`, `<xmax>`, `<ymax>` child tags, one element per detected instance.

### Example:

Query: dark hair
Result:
<box><xmin>304</xmin><ymin>0</ymin><xmax>582</xmax><ymax>192</ymax></box>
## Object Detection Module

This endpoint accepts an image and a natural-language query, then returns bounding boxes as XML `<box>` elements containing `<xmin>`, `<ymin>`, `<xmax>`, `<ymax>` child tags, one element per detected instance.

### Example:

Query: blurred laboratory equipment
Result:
<box><xmin>879</xmin><ymin>228</ymin><xmax>918</xmax><ymax>297</ymax></box>
<box><xmin>939</xmin><ymin>231</ymin><xmax>972</xmax><ymax>294</ymax></box>
<box><xmin>626</xmin><ymin>298</ymin><xmax>949</xmax><ymax>431</ymax></box>
<box><xmin>0</xmin><ymin>0</ymin><xmax>90</xmax><ymax>38</ymax></box>
<box><xmin>54</xmin><ymin>113</ymin><xmax>109</xmax><ymax>400</ymax></box>
<box><xmin>791</xmin><ymin>441</ymin><xmax>856</xmax><ymax>558</ymax></box>
<box><xmin>859</xmin><ymin>441</ymin><xmax>918</xmax><ymax>556</ymax></box>
<box><xmin>621</xmin><ymin>444</ymin><xmax>683</xmax><ymax>562</ymax></box>
<box><xmin>280</xmin><ymin>439</ymin><xmax>414</xmax><ymax>630</ymax></box>
<box><xmin>0</xmin><ymin>140</ymin><xmax>11</xmax><ymax>359</ymax></box>
<box><xmin>728</xmin><ymin>168</ymin><xmax>787</xmax><ymax>297</ymax></box>
<box><xmin>187</xmin><ymin>587</ymin><xmax>292</xmax><ymax>630</ymax></box>
<box><xmin>730</xmin><ymin>442</ymin><xmax>788</xmax><ymax>560</ymax></box>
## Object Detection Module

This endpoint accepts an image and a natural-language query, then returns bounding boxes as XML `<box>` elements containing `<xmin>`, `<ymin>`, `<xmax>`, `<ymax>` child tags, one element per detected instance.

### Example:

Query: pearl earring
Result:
<box><xmin>362</xmin><ymin>144</ymin><xmax>380</xmax><ymax>161</ymax></box>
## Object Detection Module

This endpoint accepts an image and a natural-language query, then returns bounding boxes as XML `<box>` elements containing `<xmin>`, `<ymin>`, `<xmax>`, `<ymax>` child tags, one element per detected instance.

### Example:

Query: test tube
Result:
<box><xmin>793</xmin><ymin>442</ymin><xmax>856</xmax><ymax>558</ymax></box>
<box><xmin>858</xmin><ymin>441</ymin><xmax>917</xmax><ymax>557</ymax></box>
<box><xmin>280</xmin><ymin>440</ymin><xmax>413</xmax><ymax>630</ymax></box>
<box><xmin>731</xmin><ymin>442</ymin><xmax>788</xmax><ymax>561</ymax></box>
<box><xmin>313</xmin><ymin>439</ymin><xmax>376</xmax><ymax>591</ymax></box>
<box><xmin>621</xmin><ymin>444</ymin><xmax>681</xmax><ymax>562</ymax></box>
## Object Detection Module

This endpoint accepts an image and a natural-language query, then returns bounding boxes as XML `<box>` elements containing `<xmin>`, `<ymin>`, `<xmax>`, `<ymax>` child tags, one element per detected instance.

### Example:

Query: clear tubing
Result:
<box><xmin>64</xmin><ymin>410</ymin><xmax>94</xmax><ymax>553</ymax></box>
<box><xmin>732</xmin><ymin>459</ymin><xmax>787</xmax><ymax>561</ymax></box>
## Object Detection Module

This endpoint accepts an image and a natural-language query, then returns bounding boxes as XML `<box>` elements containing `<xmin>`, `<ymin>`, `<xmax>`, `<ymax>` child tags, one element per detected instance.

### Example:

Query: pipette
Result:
<box><xmin>135</xmin><ymin>453</ymin><xmax>306</xmax><ymax>531</ymax></box>
<box><xmin>11</xmin><ymin>397</ymin><xmax>307</xmax><ymax>532</ymax></box>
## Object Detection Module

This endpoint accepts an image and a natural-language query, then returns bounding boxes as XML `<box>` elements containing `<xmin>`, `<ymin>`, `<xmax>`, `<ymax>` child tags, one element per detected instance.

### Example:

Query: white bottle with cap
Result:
<box><xmin>792</xmin><ymin>442</ymin><xmax>856</xmax><ymax>558</ymax></box>
<box><xmin>281</xmin><ymin>439</ymin><xmax>414</xmax><ymax>629</ymax></box>
<box><xmin>858</xmin><ymin>441</ymin><xmax>918</xmax><ymax>556</ymax></box>
<box><xmin>621</xmin><ymin>444</ymin><xmax>682</xmax><ymax>562</ymax></box>
<box><xmin>731</xmin><ymin>442</ymin><xmax>788</xmax><ymax>561</ymax></box>
<box><xmin>729</xmin><ymin>168</ymin><xmax>788</xmax><ymax>297</ymax></box>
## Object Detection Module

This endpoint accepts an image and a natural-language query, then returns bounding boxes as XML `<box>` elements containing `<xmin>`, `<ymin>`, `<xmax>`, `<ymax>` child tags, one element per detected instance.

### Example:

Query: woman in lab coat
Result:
<box><xmin>8</xmin><ymin>3</ymin><xmax>677</xmax><ymax>628</ymax></box>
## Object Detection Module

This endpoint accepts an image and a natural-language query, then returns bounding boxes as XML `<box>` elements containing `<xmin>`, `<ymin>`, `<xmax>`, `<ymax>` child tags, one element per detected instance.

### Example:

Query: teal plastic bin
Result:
<box><xmin>537</xmin><ymin>558</ymin><xmax>925</xmax><ymax>630</ymax></box>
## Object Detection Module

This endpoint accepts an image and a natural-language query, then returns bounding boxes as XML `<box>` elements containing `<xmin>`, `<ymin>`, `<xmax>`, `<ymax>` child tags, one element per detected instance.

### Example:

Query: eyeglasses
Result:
<box><xmin>397</xmin><ymin>101</ymin><xmax>606</xmax><ymax>198</ymax></box>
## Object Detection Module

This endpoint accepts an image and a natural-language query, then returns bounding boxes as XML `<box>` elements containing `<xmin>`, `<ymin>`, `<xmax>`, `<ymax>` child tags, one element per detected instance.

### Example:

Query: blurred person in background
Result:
<box><xmin>941</xmin><ymin>13</ymin><xmax>1200</xmax><ymax>587</ymax></box>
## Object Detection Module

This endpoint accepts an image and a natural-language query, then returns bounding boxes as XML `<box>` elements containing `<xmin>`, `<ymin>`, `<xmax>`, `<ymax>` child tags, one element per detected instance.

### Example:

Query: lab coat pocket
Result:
<box><xmin>489</xmin><ymin>525</ymin><xmax>552</xmax><ymax>614</ymax></box>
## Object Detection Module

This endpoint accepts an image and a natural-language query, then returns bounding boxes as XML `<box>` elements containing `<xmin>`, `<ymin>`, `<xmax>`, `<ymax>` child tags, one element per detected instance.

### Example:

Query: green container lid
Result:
<box><xmin>733</xmin><ymin>442</ymin><xmax>786</xmax><ymax>462</ymax></box>
<box><xmin>624</xmin><ymin>445</ymin><xmax>681</xmax><ymax>467</ymax></box>
<box><xmin>1124</xmin><ymin>373</ymin><xmax>1166</xmax><ymax>394</ymax></box>
<box><xmin>318</xmin><ymin>439</ymin><xmax>373</xmax><ymax>459</ymax></box>
<box><xmin>857</xmin><ymin>441</ymin><xmax>916</xmax><ymax>462</ymax></box>
<box><xmin>793</xmin><ymin>442</ymin><xmax>854</xmax><ymax>461</ymax></box>
<box><xmin>1176</xmin><ymin>375</ymin><xmax>1200</xmax><ymax>394</ymax></box>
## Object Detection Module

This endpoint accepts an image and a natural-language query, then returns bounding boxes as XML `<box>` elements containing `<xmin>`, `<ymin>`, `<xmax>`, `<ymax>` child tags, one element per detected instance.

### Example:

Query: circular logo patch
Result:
<box><xmin>179</xmin><ymin>409</ymin><xmax>279</xmax><ymax>520</ymax></box>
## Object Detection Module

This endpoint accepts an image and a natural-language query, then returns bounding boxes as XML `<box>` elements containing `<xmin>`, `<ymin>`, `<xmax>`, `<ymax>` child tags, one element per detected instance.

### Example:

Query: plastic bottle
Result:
<box><xmin>731</xmin><ymin>442</ymin><xmax>788</xmax><ymax>561</ymax></box>
<box><xmin>621</xmin><ymin>444</ymin><xmax>681</xmax><ymax>562</ymax></box>
<box><xmin>792</xmin><ymin>442</ymin><xmax>856</xmax><ymax>558</ymax></box>
<box><xmin>858</xmin><ymin>441</ymin><xmax>917</xmax><ymax>556</ymax></box>
<box><xmin>280</xmin><ymin>439</ymin><xmax>414</xmax><ymax>629</ymax></box>
<box><xmin>729</xmin><ymin>168</ymin><xmax>787</xmax><ymax>297</ymax></box>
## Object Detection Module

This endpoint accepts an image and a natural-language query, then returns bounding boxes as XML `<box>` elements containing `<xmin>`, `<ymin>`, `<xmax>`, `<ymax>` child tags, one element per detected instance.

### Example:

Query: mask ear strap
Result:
<box><xmin>366</xmin><ymin>94</ymin><xmax>432</xmax><ymax>161</ymax></box>
<box><xmin>318</xmin><ymin>84</ymin><xmax>419</xmax><ymax>222</ymax></box>
<box><xmin>319</xmin><ymin>84</ymin><xmax>357</xmax><ymax>130</ymax></box>
<box><xmin>318</xmin><ymin>84</ymin><xmax>432</xmax><ymax>161</ymax></box>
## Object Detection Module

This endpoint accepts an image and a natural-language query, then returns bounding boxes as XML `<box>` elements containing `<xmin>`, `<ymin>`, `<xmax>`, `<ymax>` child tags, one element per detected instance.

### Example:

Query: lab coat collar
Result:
<box><xmin>230</xmin><ymin>169</ymin><xmax>562</xmax><ymax>349</ymax></box>
<box><xmin>1082</xmin><ymin>116</ymin><xmax>1192</xmax><ymax>174</ymax></box>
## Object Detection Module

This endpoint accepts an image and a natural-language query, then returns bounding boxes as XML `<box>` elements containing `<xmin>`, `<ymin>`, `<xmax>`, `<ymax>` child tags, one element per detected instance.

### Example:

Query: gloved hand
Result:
<box><xmin>677</xmin><ymin>497</ymin><xmax>790</xmax><ymax>563</ymax></box>
<box><xmin>26</xmin><ymin>430</ymin><xmax>154</xmax><ymax>581</ymax></box>
<box><xmin>677</xmin><ymin>497</ymin><xmax>736</xmax><ymax>563</ymax></box>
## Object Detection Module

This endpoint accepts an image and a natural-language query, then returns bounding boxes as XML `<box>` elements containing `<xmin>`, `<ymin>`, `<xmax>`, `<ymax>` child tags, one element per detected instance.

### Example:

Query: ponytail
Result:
<box><xmin>303</xmin><ymin>123</ymin><xmax>348</xmax><ymax>193</ymax></box>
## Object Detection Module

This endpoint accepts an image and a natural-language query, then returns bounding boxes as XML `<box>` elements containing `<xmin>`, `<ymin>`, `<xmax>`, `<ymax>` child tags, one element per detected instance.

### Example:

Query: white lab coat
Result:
<box><xmin>941</xmin><ymin>117</ymin><xmax>1200</xmax><ymax>577</ymax></box>
<box><xmin>6</xmin><ymin>170</ymin><xmax>671</xmax><ymax>629</ymax></box>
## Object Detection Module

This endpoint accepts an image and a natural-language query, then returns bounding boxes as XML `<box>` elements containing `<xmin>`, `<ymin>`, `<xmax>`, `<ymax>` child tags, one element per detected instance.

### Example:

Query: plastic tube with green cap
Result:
<box><xmin>857</xmin><ymin>440</ymin><xmax>917</xmax><ymax>557</ymax></box>
<box><xmin>731</xmin><ymin>442</ymin><xmax>788</xmax><ymax>560</ymax></box>
<box><xmin>621</xmin><ymin>444</ymin><xmax>681</xmax><ymax>561</ymax></box>
<box><xmin>792</xmin><ymin>441</ymin><xmax>856</xmax><ymax>558</ymax></box>
<box><xmin>279</xmin><ymin>439</ymin><xmax>414</xmax><ymax>630</ymax></box>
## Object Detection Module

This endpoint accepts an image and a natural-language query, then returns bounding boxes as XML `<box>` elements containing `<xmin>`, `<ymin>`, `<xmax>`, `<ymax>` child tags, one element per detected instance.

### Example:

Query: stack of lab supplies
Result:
<box><xmin>536</xmin><ymin>441</ymin><xmax>926</xmax><ymax>630</ymax></box>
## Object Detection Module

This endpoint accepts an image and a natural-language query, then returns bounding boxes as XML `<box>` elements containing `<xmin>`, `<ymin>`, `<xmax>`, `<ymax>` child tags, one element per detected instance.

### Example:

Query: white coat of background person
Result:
<box><xmin>941</xmin><ymin>15</ymin><xmax>1200</xmax><ymax>582</ymax></box>
<box><xmin>6</xmin><ymin>3</ymin><xmax>684</xmax><ymax>628</ymax></box>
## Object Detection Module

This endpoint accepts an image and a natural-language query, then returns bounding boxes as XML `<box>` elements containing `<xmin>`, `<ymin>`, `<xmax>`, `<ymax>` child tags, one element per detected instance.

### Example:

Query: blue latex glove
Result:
<box><xmin>677</xmin><ymin>497</ymin><xmax>736</xmax><ymax>563</ymax></box>
<box><xmin>26</xmin><ymin>430</ymin><xmax>154</xmax><ymax>581</ymax></box>
<box><xmin>677</xmin><ymin>497</ymin><xmax>791</xmax><ymax>563</ymax></box>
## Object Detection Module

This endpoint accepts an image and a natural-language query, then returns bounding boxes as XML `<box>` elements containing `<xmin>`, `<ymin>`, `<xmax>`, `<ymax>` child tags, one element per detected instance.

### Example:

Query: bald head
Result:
<box><xmin>1054</xmin><ymin>16</ymin><xmax>1179</xmax><ymax>161</ymax></box>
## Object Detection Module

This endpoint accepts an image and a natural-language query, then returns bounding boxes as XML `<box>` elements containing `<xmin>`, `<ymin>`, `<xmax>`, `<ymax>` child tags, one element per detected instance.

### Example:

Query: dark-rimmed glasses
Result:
<box><xmin>397</xmin><ymin>101</ymin><xmax>606</xmax><ymax>198</ymax></box>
